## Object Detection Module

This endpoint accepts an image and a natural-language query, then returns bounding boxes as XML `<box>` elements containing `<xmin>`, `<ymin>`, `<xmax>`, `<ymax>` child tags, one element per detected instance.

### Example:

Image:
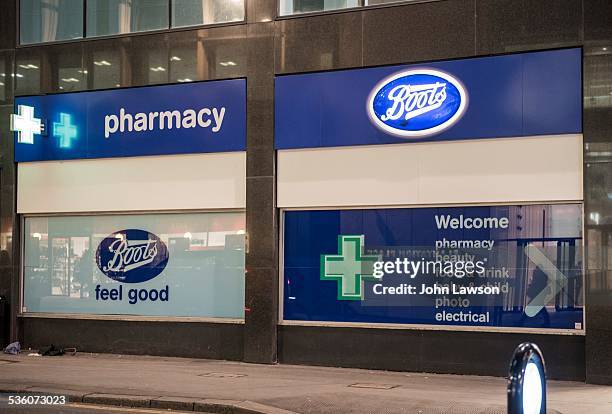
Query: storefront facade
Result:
<box><xmin>0</xmin><ymin>0</ymin><xmax>611</xmax><ymax>385</ymax></box>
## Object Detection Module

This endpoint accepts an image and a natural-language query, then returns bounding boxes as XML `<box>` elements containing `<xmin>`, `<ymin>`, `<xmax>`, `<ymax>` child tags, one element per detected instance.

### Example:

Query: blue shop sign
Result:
<box><xmin>283</xmin><ymin>205</ymin><xmax>584</xmax><ymax>330</ymax></box>
<box><xmin>12</xmin><ymin>79</ymin><xmax>246</xmax><ymax>162</ymax></box>
<box><xmin>275</xmin><ymin>48</ymin><xmax>582</xmax><ymax>149</ymax></box>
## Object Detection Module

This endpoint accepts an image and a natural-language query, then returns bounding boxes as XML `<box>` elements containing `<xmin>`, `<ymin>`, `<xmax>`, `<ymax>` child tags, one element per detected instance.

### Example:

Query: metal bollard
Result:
<box><xmin>507</xmin><ymin>342</ymin><xmax>546</xmax><ymax>414</ymax></box>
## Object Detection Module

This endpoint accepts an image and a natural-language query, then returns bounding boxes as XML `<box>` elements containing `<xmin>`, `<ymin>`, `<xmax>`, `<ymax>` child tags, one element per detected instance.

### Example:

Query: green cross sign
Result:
<box><xmin>320</xmin><ymin>235</ymin><xmax>379</xmax><ymax>301</ymax></box>
<box><xmin>53</xmin><ymin>113</ymin><xmax>78</xmax><ymax>149</ymax></box>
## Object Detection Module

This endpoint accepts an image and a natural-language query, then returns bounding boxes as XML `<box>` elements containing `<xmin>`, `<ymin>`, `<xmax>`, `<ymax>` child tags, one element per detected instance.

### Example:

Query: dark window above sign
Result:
<box><xmin>19</xmin><ymin>0</ymin><xmax>246</xmax><ymax>45</ymax></box>
<box><xmin>20</xmin><ymin>0</ymin><xmax>84</xmax><ymax>44</ymax></box>
<box><xmin>278</xmin><ymin>0</ymin><xmax>423</xmax><ymax>16</ymax></box>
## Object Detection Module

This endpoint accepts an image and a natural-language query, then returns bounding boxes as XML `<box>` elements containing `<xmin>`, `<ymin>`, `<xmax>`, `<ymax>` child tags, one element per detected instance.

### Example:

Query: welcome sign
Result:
<box><xmin>12</xmin><ymin>79</ymin><xmax>246</xmax><ymax>162</ymax></box>
<box><xmin>275</xmin><ymin>48</ymin><xmax>581</xmax><ymax>149</ymax></box>
<box><xmin>283</xmin><ymin>205</ymin><xmax>584</xmax><ymax>330</ymax></box>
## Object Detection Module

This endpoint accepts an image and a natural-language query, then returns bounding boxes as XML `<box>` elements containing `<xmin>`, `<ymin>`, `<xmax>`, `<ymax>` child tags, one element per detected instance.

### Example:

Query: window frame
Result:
<box><xmin>278</xmin><ymin>0</ymin><xmax>364</xmax><ymax>18</ymax></box>
<box><xmin>170</xmin><ymin>0</ymin><xmax>246</xmax><ymax>30</ymax></box>
<box><xmin>277</xmin><ymin>202</ymin><xmax>587</xmax><ymax>336</ymax></box>
<box><xmin>275</xmin><ymin>0</ymin><xmax>441</xmax><ymax>20</ymax></box>
<box><xmin>17</xmin><ymin>0</ymin><xmax>248</xmax><ymax>47</ymax></box>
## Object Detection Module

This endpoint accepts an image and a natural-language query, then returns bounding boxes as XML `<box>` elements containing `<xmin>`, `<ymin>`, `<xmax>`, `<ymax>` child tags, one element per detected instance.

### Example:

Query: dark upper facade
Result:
<box><xmin>0</xmin><ymin>0</ymin><xmax>611</xmax><ymax>385</ymax></box>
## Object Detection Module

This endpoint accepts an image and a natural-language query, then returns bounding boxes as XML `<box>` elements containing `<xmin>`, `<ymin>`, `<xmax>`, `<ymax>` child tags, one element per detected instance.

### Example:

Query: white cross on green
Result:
<box><xmin>320</xmin><ymin>235</ymin><xmax>379</xmax><ymax>301</ymax></box>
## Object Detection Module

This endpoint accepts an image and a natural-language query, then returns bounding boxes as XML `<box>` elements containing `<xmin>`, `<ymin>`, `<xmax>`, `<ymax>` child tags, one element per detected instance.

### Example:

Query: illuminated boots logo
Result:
<box><xmin>320</xmin><ymin>235</ymin><xmax>379</xmax><ymax>301</ymax></box>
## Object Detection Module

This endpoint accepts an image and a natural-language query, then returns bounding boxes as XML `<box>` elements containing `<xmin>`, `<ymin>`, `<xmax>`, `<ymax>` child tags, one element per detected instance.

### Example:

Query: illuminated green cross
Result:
<box><xmin>53</xmin><ymin>113</ymin><xmax>77</xmax><ymax>149</ymax></box>
<box><xmin>320</xmin><ymin>235</ymin><xmax>379</xmax><ymax>301</ymax></box>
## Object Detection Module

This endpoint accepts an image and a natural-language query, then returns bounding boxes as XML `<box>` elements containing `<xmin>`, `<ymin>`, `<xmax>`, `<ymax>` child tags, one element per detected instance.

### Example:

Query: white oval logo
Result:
<box><xmin>367</xmin><ymin>69</ymin><xmax>468</xmax><ymax>138</ymax></box>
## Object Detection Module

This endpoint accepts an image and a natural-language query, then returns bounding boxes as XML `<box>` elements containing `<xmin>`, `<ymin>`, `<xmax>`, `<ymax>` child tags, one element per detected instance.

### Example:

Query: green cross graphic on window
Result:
<box><xmin>320</xmin><ymin>235</ymin><xmax>380</xmax><ymax>301</ymax></box>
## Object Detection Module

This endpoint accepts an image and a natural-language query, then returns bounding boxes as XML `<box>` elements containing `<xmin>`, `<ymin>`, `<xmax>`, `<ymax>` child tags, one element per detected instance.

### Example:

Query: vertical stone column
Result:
<box><xmin>243</xmin><ymin>0</ymin><xmax>278</xmax><ymax>363</ymax></box>
<box><xmin>0</xmin><ymin>0</ymin><xmax>17</xmax><ymax>346</ymax></box>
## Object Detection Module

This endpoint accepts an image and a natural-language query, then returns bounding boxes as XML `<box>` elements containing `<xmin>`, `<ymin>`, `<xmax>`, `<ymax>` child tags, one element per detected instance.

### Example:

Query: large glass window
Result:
<box><xmin>278</xmin><ymin>0</ymin><xmax>428</xmax><ymax>16</ymax></box>
<box><xmin>282</xmin><ymin>204</ymin><xmax>584</xmax><ymax>331</ymax></box>
<box><xmin>364</xmin><ymin>0</ymin><xmax>406</xmax><ymax>5</ymax></box>
<box><xmin>23</xmin><ymin>212</ymin><xmax>245</xmax><ymax>318</ymax></box>
<box><xmin>86</xmin><ymin>0</ymin><xmax>169</xmax><ymax>37</ymax></box>
<box><xmin>20</xmin><ymin>0</ymin><xmax>84</xmax><ymax>44</ymax></box>
<box><xmin>172</xmin><ymin>0</ymin><xmax>244</xmax><ymax>28</ymax></box>
<box><xmin>279</xmin><ymin>0</ymin><xmax>359</xmax><ymax>16</ymax></box>
<box><xmin>19</xmin><ymin>0</ymin><xmax>246</xmax><ymax>44</ymax></box>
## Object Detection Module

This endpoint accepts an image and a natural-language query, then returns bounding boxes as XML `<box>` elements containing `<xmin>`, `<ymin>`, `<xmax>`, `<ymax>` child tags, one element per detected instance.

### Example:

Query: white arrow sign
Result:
<box><xmin>524</xmin><ymin>244</ymin><xmax>569</xmax><ymax>317</ymax></box>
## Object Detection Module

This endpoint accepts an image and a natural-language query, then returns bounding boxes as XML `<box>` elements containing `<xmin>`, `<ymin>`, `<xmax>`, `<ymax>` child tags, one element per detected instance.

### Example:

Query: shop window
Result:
<box><xmin>23</xmin><ymin>212</ymin><xmax>246</xmax><ymax>318</ymax></box>
<box><xmin>86</xmin><ymin>0</ymin><xmax>169</xmax><ymax>38</ymax></box>
<box><xmin>171</xmin><ymin>0</ymin><xmax>245</xmax><ymax>28</ymax></box>
<box><xmin>20</xmin><ymin>0</ymin><xmax>84</xmax><ymax>44</ymax></box>
<box><xmin>279</xmin><ymin>0</ymin><xmax>359</xmax><ymax>16</ymax></box>
<box><xmin>282</xmin><ymin>204</ymin><xmax>584</xmax><ymax>331</ymax></box>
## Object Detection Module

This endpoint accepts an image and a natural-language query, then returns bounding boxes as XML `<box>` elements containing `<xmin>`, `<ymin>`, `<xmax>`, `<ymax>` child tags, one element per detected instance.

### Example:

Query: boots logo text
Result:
<box><xmin>96</xmin><ymin>229</ymin><xmax>169</xmax><ymax>283</ymax></box>
<box><xmin>367</xmin><ymin>69</ymin><xmax>468</xmax><ymax>138</ymax></box>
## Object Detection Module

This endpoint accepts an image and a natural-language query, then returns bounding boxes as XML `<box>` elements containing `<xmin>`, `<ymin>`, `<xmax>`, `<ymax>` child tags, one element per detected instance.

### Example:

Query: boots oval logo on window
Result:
<box><xmin>96</xmin><ymin>229</ymin><xmax>169</xmax><ymax>283</ymax></box>
<box><xmin>367</xmin><ymin>69</ymin><xmax>468</xmax><ymax>138</ymax></box>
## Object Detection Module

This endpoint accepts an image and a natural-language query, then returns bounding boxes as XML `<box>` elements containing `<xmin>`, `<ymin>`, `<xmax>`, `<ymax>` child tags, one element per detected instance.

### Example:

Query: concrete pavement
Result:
<box><xmin>0</xmin><ymin>352</ymin><xmax>610</xmax><ymax>414</ymax></box>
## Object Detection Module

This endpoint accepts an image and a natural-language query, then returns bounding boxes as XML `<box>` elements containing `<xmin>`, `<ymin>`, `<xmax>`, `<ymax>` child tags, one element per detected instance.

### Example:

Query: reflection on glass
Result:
<box><xmin>584</xmin><ymin>50</ymin><xmax>612</xmax><ymax>108</ymax></box>
<box><xmin>169</xmin><ymin>31</ymin><xmax>245</xmax><ymax>81</ymax></box>
<box><xmin>584</xmin><ymin>156</ymin><xmax>612</xmax><ymax>293</ymax></box>
<box><xmin>89</xmin><ymin>50</ymin><xmax>121</xmax><ymax>89</ymax></box>
<box><xmin>0</xmin><ymin>57</ymin><xmax>5</xmax><ymax>102</ymax></box>
<box><xmin>23</xmin><ymin>212</ymin><xmax>246</xmax><ymax>318</ymax></box>
<box><xmin>58</xmin><ymin>67</ymin><xmax>86</xmax><ymax>92</ymax></box>
<box><xmin>279</xmin><ymin>0</ymin><xmax>359</xmax><ymax>15</ymax></box>
<box><xmin>133</xmin><ymin>43</ymin><xmax>169</xmax><ymax>85</ymax></box>
<box><xmin>169</xmin><ymin>36</ymin><xmax>199</xmax><ymax>82</ymax></box>
<box><xmin>20</xmin><ymin>0</ymin><xmax>84</xmax><ymax>44</ymax></box>
<box><xmin>215</xmin><ymin>54</ymin><xmax>244</xmax><ymax>79</ymax></box>
<box><xmin>86</xmin><ymin>0</ymin><xmax>169</xmax><ymax>37</ymax></box>
<box><xmin>172</xmin><ymin>0</ymin><xmax>245</xmax><ymax>27</ymax></box>
<box><xmin>56</xmin><ymin>48</ymin><xmax>86</xmax><ymax>92</ymax></box>
<box><xmin>14</xmin><ymin>57</ymin><xmax>41</xmax><ymax>95</ymax></box>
